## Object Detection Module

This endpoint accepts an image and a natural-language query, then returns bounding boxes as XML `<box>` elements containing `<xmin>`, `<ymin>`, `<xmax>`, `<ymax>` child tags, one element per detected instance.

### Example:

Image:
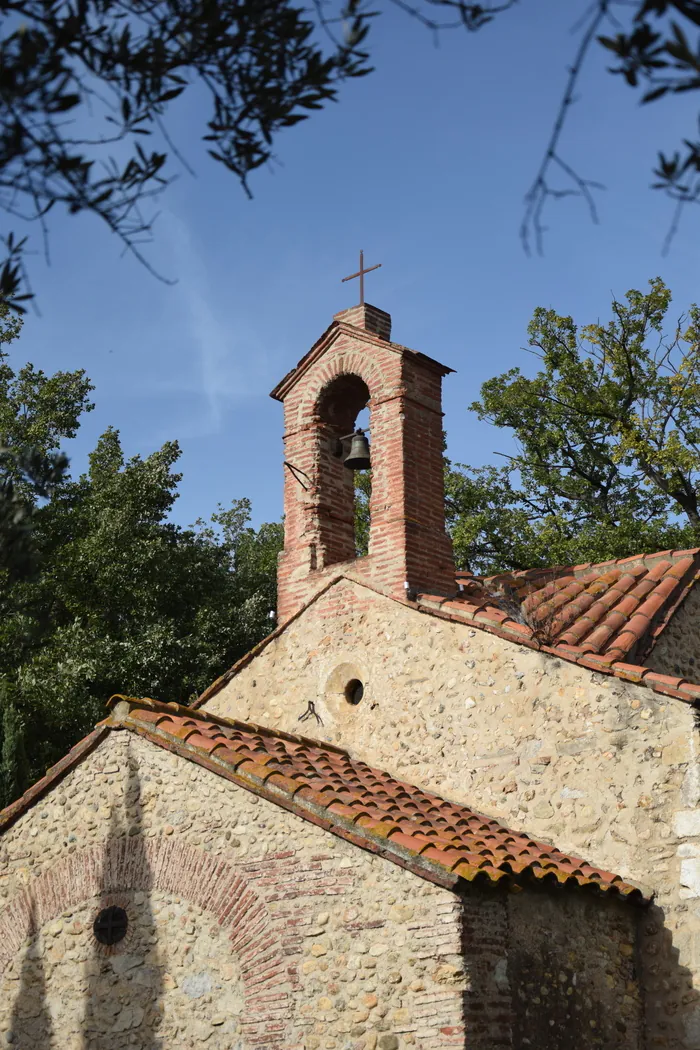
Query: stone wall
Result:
<box><xmin>646</xmin><ymin>584</ymin><xmax>700</xmax><ymax>683</ymax></box>
<box><xmin>0</xmin><ymin>732</ymin><xmax>466</xmax><ymax>1050</ymax></box>
<box><xmin>0</xmin><ymin>729</ymin><xmax>646</xmax><ymax>1050</ymax></box>
<box><xmin>205</xmin><ymin>576</ymin><xmax>700</xmax><ymax>1048</ymax></box>
<box><xmin>505</xmin><ymin>888</ymin><xmax>642</xmax><ymax>1050</ymax></box>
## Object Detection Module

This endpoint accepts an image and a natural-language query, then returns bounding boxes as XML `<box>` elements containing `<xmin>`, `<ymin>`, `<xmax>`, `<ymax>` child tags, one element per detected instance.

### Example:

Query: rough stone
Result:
<box><xmin>203</xmin><ymin>571</ymin><xmax>700</xmax><ymax>1047</ymax></box>
<box><xmin>675</xmin><ymin>811</ymin><xmax>700</xmax><ymax>838</ymax></box>
<box><xmin>0</xmin><ymin>736</ymin><xmax>464</xmax><ymax>1050</ymax></box>
<box><xmin>681</xmin><ymin>860</ymin><xmax>700</xmax><ymax>898</ymax></box>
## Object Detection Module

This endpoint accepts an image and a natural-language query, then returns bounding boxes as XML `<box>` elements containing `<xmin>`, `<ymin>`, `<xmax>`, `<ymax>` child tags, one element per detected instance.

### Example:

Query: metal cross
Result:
<box><xmin>341</xmin><ymin>250</ymin><xmax>381</xmax><ymax>305</ymax></box>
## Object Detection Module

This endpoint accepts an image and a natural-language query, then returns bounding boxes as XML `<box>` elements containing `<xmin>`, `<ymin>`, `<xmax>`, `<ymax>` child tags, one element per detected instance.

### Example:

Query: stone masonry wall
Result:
<box><xmin>646</xmin><ymin>584</ymin><xmax>700</xmax><ymax>684</ymax></box>
<box><xmin>0</xmin><ymin>732</ymin><xmax>467</xmax><ymax>1050</ymax></box>
<box><xmin>506</xmin><ymin>889</ymin><xmax>642</xmax><ymax>1050</ymax></box>
<box><xmin>206</xmin><ymin>576</ymin><xmax>700</xmax><ymax>1048</ymax></box>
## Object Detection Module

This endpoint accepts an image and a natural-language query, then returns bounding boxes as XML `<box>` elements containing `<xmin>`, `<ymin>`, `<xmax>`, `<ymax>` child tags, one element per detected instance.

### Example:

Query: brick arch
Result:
<box><xmin>0</xmin><ymin>837</ymin><xmax>293</xmax><ymax>1045</ymax></box>
<box><xmin>315</xmin><ymin>372</ymin><xmax>370</xmax><ymax>432</ymax></box>
<box><xmin>297</xmin><ymin>348</ymin><xmax>387</xmax><ymax>423</ymax></box>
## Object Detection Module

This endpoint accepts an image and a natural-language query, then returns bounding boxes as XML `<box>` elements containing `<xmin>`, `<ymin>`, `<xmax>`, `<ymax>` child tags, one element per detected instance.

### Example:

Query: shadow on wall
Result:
<box><xmin>6</xmin><ymin>743</ymin><xmax>166</xmax><ymax>1049</ymax></box>
<box><xmin>9</xmin><ymin>897</ymin><xmax>55</xmax><ymax>1046</ymax></box>
<box><xmin>82</xmin><ymin>745</ymin><xmax>164</xmax><ymax>1050</ymax></box>
<box><xmin>641</xmin><ymin>902</ymin><xmax>700</xmax><ymax>1050</ymax></box>
<box><xmin>457</xmin><ymin>883</ymin><xmax>700</xmax><ymax>1050</ymax></box>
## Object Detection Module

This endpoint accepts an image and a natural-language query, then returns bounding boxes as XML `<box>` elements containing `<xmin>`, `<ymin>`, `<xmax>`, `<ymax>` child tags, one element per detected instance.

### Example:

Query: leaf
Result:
<box><xmin>156</xmin><ymin>88</ymin><xmax>185</xmax><ymax>104</ymax></box>
<box><xmin>0</xmin><ymin>0</ymin><xmax>375</xmax><ymax>303</ymax></box>
<box><xmin>48</xmin><ymin>93</ymin><xmax>81</xmax><ymax>113</ymax></box>
<box><xmin>597</xmin><ymin>34</ymin><xmax>622</xmax><ymax>54</ymax></box>
<box><xmin>641</xmin><ymin>85</ymin><xmax>670</xmax><ymax>103</ymax></box>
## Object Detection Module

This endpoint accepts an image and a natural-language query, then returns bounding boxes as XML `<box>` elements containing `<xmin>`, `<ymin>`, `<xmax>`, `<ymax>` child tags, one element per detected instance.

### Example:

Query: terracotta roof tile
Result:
<box><xmin>193</xmin><ymin>549</ymin><xmax>700</xmax><ymax>721</ymax></box>
<box><xmin>98</xmin><ymin>695</ymin><xmax>646</xmax><ymax>902</ymax></box>
<box><xmin>437</xmin><ymin>547</ymin><xmax>700</xmax><ymax>703</ymax></box>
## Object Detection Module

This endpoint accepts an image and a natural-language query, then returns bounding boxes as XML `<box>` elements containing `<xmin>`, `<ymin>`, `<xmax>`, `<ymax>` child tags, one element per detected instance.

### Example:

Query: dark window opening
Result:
<box><xmin>345</xmin><ymin>679</ymin><xmax>364</xmax><ymax>705</ymax></box>
<box><xmin>318</xmin><ymin>375</ymin><xmax>369</xmax><ymax>432</ymax></box>
<box><xmin>317</xmin><ymin>376</ymin><xmax>372</xmax><ymax>563</ymax></box>
<box><xmin>93</xmin><ymin>906</ymin><xmax>128</xmax><ymax>946</ymax></box>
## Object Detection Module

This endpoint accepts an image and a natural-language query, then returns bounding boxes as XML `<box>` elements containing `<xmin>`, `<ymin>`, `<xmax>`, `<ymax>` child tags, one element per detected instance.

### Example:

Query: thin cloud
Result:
<box><xmin>156</xmin><ymin>210</ymin><xmax>270</xmax><ymax>435</ymax></box>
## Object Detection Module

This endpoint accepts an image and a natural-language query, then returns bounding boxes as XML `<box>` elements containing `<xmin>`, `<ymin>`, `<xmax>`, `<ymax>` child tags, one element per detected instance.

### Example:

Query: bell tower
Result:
<box><xmin>271</xmin><ymin>301</ymin><xmax>456</xmax><ymax>622</ymax></box>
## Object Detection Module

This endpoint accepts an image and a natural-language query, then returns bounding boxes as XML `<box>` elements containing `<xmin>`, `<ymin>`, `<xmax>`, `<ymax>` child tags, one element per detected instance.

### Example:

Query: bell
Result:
<box><xmin>343</xmin><ymin>430</ymin><xmax>371</xmax><ymax>471</ymax></box>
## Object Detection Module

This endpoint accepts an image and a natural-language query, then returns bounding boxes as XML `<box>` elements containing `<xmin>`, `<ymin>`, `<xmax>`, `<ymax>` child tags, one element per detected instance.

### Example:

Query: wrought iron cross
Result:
<box><xmin>341</xmin><ymin>250</ymin><xmax>381</xmax><ymax>305</ymax></box>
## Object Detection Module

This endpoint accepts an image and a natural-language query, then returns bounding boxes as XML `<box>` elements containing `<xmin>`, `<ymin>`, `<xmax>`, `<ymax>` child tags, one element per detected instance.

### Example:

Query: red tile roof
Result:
<box><xmin>0</xmin><ymin>696</ymin><xmax>645</xmax><ymax>900</ymax></box>
<box><xmin>89</xmin><ymin>696</ymin><xmax>641</xmax><ymax>901</ymax></box>
<box><xmin>196</xmin><ymin>549</ymin><xmax>700</xmax><ymax>713</ymax></box>
<box><xmin>418</xmin><ymin>547</ymin><xmax>700</xmax><ymax>705</ymax></box>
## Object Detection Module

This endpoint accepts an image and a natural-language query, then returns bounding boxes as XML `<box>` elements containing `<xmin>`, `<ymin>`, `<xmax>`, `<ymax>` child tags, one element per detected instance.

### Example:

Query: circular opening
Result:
<box><xmin>93</xmin><ymin>906</ymin><xmax>128</xmax><ymax>946</ymax></box>
<box><xmin>345</xmin><ymin>679</ymin><xmax>364</xmax><ymax>705</ymax></box>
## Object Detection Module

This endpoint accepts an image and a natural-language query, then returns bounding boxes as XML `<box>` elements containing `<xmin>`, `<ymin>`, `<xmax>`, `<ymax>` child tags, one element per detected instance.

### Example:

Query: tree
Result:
<box><xmin>0</xmin><ymin>300</ymin><xmax>89</xmax><ymax>577</ymax></box>
<box><xmin>0</xmin><ymin>0</ymin><xmax>372</xmax><ymax>308</ymax></box>
<box><xmin>353</xmin><ymin>279</ymin><xmax>700</xmax><ymax>573</ymax></box>
<box><xmin>449</xmin><ymin>277</ymin><xmax>700</xmax><ymax>573</ymax></box>
<box><xmin>0</xmin><ymin>680</ymin><xmax>29</xmax><ymax>809</ymax></box>
<box><xmin>397</xmin><ymin>1</ymin><xmax>700</xmax><ymax>252</ymax></box>
<box><xmin>3</xmin><ymin>2</ymin><xmax>700</xmax><ymax>306</ymax></box>
<box><xmin>0</xmin><ymin>331</ymin><xmax>283</xmax><ymax>793</ymax></box>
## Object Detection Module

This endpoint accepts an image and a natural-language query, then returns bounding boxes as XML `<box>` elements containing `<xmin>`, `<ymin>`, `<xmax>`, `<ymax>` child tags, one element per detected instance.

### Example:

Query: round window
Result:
<box><xmin>345</xmin><ymin>679</ymin><xmax>364</xmax><ymax>705</ymax></box>
<box><xmin>93</xmin><ymin>906</ymin><xmax>128</xmax><ymax>946</ymax></box>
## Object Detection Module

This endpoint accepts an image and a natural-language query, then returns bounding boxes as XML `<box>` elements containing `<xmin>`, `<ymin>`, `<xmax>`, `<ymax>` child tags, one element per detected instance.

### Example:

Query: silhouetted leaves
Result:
<box><xmin>0</xmin><ymin>0</ymin><xmax>373</xmax><ymax>308</ymax></box>
<box><xmin>597</xmin><ymin>4</ymin><xmax>700</xmax><ymax>205</ymax></box>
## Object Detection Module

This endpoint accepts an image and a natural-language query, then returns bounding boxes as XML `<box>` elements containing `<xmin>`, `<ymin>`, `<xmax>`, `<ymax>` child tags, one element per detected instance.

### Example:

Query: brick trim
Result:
<box><xmin>0</xmin><ymin>837</ymin><xmax>293</xmax><ymax>1045</ymax></box>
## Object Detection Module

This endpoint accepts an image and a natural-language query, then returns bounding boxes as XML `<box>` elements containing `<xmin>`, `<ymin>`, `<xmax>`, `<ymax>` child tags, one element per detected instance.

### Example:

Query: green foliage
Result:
<box><xmin>0</xmin><ymin>332</ymin><xmax>282</xmax><ymax>796</ymax></box>
<box><xmin>9</xmin><ymin>276</ymin><xmax>700</xmax><ymax>798</ymax></box>
<box><xmin>0</xmin><ymin>0</ymin><xmax>373</xmax><ymax>307</ymax></box>
<box><xmin>354</xmin><ymin>470</ymin><xmax>371</xmax><ymax>557</ymax></box>
<box><xmin>451</xmin><ymin>278</ymin><xmax>700</xmax><ymax>573</ymax></box>
<box><xmin>353</xmin><ymin>278</ymin><xmax>700</xmax><ymax>574</ymax></box>
<box><xmin>0</xmin><ymin>681</ymin><xmax>29</xmax><ymax>810</ymax></box>
<box><xmin>0</xmin><ymin>301</ymin><xmax>89</xmax><ymax>578</ymax></box>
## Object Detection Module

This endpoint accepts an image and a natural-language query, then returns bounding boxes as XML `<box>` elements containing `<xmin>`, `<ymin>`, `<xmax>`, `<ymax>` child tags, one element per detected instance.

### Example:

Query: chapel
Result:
<box><xmin>2</xmin><ymin>297</ymin><xmax>700</xmax><ymax>1050</ymax></box>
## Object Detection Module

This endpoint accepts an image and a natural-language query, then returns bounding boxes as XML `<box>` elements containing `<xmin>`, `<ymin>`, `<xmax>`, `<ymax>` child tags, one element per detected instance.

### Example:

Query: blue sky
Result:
<box><xmin>10</xmin><ymin>0</ymin><xmax>700</xmax><ymax>530</ymax></box>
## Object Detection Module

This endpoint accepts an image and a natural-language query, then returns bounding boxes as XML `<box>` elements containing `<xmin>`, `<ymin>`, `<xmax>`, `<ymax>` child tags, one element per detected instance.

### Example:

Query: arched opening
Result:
<box><xmin>317</xmin><ymin>373</ymin><xmax>369</xmax><ymax>433</ymax></box>
<box><xmin>316</xmin><ymin>374</ymin><xmax>371</xmax><ymax>566</ymax></box>
<box><xmin>353</xmin><ymin>405</ymin><xmax>371</xmax><ymax>557</ymax></box>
